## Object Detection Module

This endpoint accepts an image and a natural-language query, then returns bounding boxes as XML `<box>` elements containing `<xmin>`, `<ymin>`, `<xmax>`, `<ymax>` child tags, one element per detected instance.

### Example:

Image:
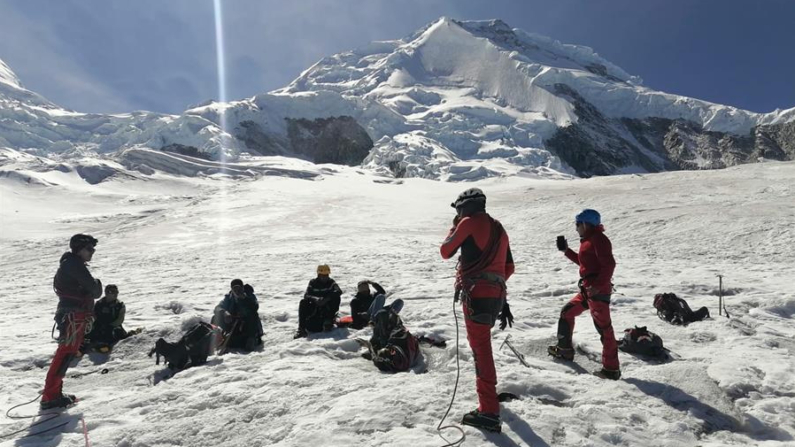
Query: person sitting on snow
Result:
<box><xmin>349</xmin><ymin>279</ymin><xmax>386</xmax><ymax>329</ymax></box>
<box><xmin>212</xmin><ymin>279</ymin><xmax>263</xmax><ymax>351</ymax></box>
<box><xmin>294</xmin><ymin>264</ymin><xmax>342</xmax><ymax>338</ymax></box>
<box><xmin>86</xmin><ymin>284</ymin><xmax>129</xmax><ymax>351</ymax></box>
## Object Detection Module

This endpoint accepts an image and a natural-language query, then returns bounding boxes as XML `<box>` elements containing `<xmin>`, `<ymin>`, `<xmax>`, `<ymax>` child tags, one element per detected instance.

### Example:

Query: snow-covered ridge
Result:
<box><xmin>0</xmin><ymin>59</ymin><xmax>22</xmax><ymax>89</ymax></box>
<box><xmin>1</xmin><ymin>17</ymin><xmax>794</xmax><ymax>182</ymax></box>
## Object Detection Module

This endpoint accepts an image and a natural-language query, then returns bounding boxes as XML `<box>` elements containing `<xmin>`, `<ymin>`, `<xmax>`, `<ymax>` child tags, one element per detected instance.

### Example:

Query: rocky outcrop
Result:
<box><xmin>546</xmin><ymin>84</ymin><xmax>795</xmax><ymax>176</ymax></box>
<box><xmin>235</xmin><ymin>120</ymin><xmax>289</xmax><ymax>156</ymax></box>
<box><xmin>285</xmin><ymin>116</ymin><xmax>373</xmax><ymax>165</ymax></box>
<box><xmin>161</xmin><ymin>143</ymin><xmax>212</xmax><ymax>161</ymax></box>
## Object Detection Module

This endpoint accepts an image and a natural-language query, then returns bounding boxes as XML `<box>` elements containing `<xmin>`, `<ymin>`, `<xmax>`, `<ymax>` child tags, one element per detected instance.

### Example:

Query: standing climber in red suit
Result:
<box><xmin>549</xmin><ymin>209</ymin><xmax>621</xmax><ymax>380</ymax></box>
<box><xmin>440</xmin><ymin>188</ymin><xmax>515</xmax><ymax>433</ymax></box>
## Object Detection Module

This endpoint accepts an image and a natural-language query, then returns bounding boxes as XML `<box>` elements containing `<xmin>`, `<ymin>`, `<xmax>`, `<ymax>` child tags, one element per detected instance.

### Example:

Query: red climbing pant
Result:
<box><xmin>556</xmin><ymin>293</ymin><xmax>619</xmax><ymax>371</ymax></box>
<box><xmin>43</xmin><ymin>313</ymin><xmax>89</xmax><ymax>402</ymax></box>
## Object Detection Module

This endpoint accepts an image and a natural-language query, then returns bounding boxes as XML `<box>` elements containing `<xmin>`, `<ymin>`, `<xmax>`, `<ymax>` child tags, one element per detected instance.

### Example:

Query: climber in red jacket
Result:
<box><xmin>440</xmin><ymin>188</ymin><xmax>515</xmax><ymax>433</ymax></box>
<box><xmin>549</xmin><ymin>209</ymin><xmax>620</xmax><ymax>380</ymax></box>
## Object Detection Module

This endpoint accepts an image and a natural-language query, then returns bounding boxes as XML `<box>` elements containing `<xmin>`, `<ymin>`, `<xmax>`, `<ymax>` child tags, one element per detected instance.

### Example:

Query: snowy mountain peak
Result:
<box><xmin>1</xmin><ymin>20</ymin><xmax>795</xmax><ymax>183</ymax></box>
<box><xmin>0</xmin><ymin>58</ymin><xmax>22</xmax><ymax>89</ymax></box>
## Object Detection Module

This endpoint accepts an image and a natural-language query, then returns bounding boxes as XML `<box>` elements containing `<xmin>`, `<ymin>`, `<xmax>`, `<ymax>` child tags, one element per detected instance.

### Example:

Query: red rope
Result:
<box><xmin>81</xmin><ymin>416</ymin><xmax>91</xmax><ymax>447</ymax></box>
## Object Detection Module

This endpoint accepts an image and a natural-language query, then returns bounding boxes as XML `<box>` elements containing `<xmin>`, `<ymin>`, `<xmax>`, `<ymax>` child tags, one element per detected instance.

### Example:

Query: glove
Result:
<box><xmin>556</xmin><ymin>235</ymin><xmax>568</xmax><ymax>252</ymax></box>
<box><xmin>223</xmin><ymin>311</ymin><xmax>233</xmax><ymax>324</ymax></box>
<box><xmin>498</xmin><ymin>301</ymin><xmax>514</xmax><ymax>330</ymax></box>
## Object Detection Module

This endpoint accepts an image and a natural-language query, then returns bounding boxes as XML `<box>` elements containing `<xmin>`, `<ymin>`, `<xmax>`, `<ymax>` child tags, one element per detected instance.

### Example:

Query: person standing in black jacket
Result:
<box><xmin>350</xmin><ymin>280</ymin><xmax>386</xmax><ymax>329</ymax></box>
<box><xmin>42</xmin><ymin>234</ymin><xmax>102</xmax><ymax>410</ymax></box>
<box><xmin>295</xmin><ymin>265</ymin><xmax>342</xmax><ymax>338</ymax></box>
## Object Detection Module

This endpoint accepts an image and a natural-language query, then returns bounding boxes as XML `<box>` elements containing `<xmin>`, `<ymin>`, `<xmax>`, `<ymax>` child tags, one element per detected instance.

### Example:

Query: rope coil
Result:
<box><xmin>436</xmin><ymin>299</ymin><xmax>466</xmax><ymax>447</ymax></box>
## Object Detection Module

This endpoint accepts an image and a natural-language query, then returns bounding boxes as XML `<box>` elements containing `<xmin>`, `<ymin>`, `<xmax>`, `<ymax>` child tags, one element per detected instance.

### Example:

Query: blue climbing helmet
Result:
<box><xmin>575</xmin><ymin>209</ymin><xmax>601</xmax><ymax>226</ymax></box>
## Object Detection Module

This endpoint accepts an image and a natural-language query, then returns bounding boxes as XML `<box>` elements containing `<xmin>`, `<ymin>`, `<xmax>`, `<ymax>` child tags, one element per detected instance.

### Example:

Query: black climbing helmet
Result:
<box><xmin>105</xmin><ymin>284</ymin><xmax>118</xmax><ymax>294</ymax></box>
<box><xmin>70</xmin><ymin>234</ymin><xmax>98</xmax><ymax>252</ymax></box>
<box><xmin>450</xmin><ymin>188</ymin><xmax>486</xmax><ymax>209</ymax></box>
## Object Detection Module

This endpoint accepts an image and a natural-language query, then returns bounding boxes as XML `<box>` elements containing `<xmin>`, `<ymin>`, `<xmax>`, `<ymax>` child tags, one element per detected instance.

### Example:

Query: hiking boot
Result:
<box><xmin>40</xmin><ymin>394</ymin><xmax>77</xmax><ymax>411</ymax></box>
<box><xmin>294</xmin><ymin>328</ymin><xmax>308</xmax><ymax>339</ymax></box>
<box><xmin>593</xmin><ymin>368</ymin><xmax>621</xmax><ymax>380</ymax></box>
<box><xmin>461</xmin><ymin>409</ymin><xmax>501</xmax><ymax>433</ymax></box>
<box><xmin>323</xmin><ymin>321</ymin><xmax>334</xmax><ymax>332</ymax></box>
<box><xmin>548</xmin><ymin>345</ymin><xmax>574</xmax><ymax>361</ymax></box>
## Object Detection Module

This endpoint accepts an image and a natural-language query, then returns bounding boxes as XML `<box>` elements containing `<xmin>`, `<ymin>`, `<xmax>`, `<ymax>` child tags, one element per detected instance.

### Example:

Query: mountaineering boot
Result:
<box><xmin>548</xmin><ymin>345</ymin><xmax>574</xmax><ymax>361</ymax></box>
<box><xmin>462</xmin><ymin>409</ymin><xmax>501</xmax><ymax>433</ymax></box>
<box><xmin>294</xmin><ymin>328</ymin><xmax>308</xmax><ymax>339</ymax></box>
<box><xmin>323</xmin><ymin>319</ymin><xmax>334</xmax><ymax>332</ymax></box>
<box><xmin>40</xmin><ymin>394</ymin><xmax>77</xmax><ymax>411</ymax></box>
<box><xmin>593</xmin><ymin>368</ymin><xmax>621</xmax><ymax>380</ymax></box>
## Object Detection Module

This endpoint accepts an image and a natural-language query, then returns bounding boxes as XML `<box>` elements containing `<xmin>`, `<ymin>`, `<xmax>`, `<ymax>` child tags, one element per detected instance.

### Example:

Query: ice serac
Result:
<box><xmin>1</xmin><ymin>17</ymin><xmax>795</xmax><ymax>181</ymax></box>
<box><xmin>279</xmin><ymin>17</ymin><xmax>795</xmax><ymax>179</ymax></box>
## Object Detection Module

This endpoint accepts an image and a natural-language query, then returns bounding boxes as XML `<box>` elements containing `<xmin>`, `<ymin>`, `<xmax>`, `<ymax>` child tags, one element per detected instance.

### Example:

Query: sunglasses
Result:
<box><xmin>85</xmin><ymin>246</ymin><xmax>96</xmax><ymax>253</ymax></box>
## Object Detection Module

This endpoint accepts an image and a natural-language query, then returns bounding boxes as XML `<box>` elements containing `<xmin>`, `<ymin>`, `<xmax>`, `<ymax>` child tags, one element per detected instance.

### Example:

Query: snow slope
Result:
<box><xmin>1</xmin><ymin>155</ymin><xmax>794</xmax><ymax>446</ymax></box>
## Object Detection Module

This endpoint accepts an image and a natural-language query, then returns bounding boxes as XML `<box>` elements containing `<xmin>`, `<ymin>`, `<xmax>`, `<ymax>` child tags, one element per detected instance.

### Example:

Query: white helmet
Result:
<box><xmin>451</xmin><ymin>188</ymin><xmax>486</xmax><ymax>208</ymax></box>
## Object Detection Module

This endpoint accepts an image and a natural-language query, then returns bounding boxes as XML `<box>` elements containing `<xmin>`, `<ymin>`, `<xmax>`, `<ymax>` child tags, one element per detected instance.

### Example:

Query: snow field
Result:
<box><xmin>1</xmin><ymin>160</ymin><xmax>794</xmax><ymax>446</ymax></box>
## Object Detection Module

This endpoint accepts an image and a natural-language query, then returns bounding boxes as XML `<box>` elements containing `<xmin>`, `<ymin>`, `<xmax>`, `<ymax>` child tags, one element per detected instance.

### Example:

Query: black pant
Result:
<box><xmin>87</xmin><ymin>324</ymin><xmax>128</xmax><ymax>345</ymax></box>
<box><xmin>213</xmin><ymin>310</ymin><xmax>262</xmax><ymax>349</ymax></box>
<box><xmin>687</xmin><ymin>306</ymin><xmax>710</xmax><ymax>323</ymax></box>
<box><xmin>299</xmin><ymin>296</ymin><xmax>340</xmax><ymax>332</ymax></box>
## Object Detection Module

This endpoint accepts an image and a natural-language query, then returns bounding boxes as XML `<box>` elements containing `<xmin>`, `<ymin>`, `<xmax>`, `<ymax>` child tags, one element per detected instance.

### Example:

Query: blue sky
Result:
<box><xmin>1</xmin><ymin>0</ymin><xmax>793</xmax><ymax>114</ymax></box>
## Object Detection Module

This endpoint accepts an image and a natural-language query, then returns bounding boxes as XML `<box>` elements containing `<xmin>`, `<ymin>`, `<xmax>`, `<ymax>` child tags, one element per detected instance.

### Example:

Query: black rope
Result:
<box><xmin>436</xmin><ymin>299</ymin><xmax>466</xmax><ymax>447</ymax></box>
<box><xmin>0</xmin><ymin>393</ymin><xmax>69</xmax><ymax>440</ymax></box>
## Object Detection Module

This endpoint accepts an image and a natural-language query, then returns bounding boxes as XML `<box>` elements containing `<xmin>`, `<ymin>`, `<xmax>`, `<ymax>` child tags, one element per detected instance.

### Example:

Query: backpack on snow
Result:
<box><xmin>653</xmin><ymin>293</ymin><xmax>709</xmax><ymax>325</ymax></box>
<box><xmin>148</xmin><ymin>322</ymin><xmax>220</xmax><ymax>370</ymax></box>
<box><xmin>618</xmin><ymin>326</ymin><xmax>665</xmax><ymax>357</ymax></box>
<box><xmin>369</xmin><ymin>310</ymin><xmax>420</xmax><ymax>373</ymax></box>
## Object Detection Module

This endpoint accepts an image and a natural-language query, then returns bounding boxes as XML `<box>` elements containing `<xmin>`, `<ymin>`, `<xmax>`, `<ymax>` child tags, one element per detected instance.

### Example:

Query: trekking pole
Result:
<box><xmin>717</xmin><ymin>274</ymin><xmax>723</xmax><ymax>316</ymax></box>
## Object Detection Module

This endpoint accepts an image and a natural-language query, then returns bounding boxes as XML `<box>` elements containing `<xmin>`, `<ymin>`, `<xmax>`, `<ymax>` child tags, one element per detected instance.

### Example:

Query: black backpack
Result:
<box><xmin>653</xmin><ymin>293</ymin><xmax>691</xmax><ymax>325</ymax></box>
<box><xmin>149</xmin><ymin>322</ymin><xmax>220</xmax><ymax>370</ymax></box>
<box><xmin>618</xmin><ymin>326</ymin><xmax>665</xmax><ymax>357</ymax></box>
<box><xmin>653</xmin><ymin>292</ymin><xmax>711</xmax><ymax>325</ymax></box>
<box><xmin>369</xmin><ymin>310</ymin><xmax>420</xmax><ymax>373</ymax></box>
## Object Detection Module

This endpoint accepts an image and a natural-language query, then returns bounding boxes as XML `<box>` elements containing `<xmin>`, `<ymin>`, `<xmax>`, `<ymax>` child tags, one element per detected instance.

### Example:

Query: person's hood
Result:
<box><xmin>582</xmin><ymin>224</ymin><xmax>606</xmax><ymax>240</ymax></box>
<box><xmin>60</xmin><ymin>251</ymin><xmax>81</xmax><ymax>264</ymax></box>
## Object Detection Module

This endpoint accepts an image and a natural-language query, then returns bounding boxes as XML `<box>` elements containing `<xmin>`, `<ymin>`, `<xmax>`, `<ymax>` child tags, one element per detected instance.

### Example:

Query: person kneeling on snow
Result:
<box><xmin>349</xmin><ymin>279</ymin><xmax>386</xmax><ymax>329</ymax></box>
<box><xmin>295</xmin><ymin>264</ymin><xmax>342</xmax><ymax>338</ymax></box>
<box><xmin>212</xmin><ymin>279</ymin><xmax>263</xmax><ymax>351</ymax></box>
<box><xmin>86</xmin><ymin>284</ymin><xmax>129</xmax><ymax>351</ymax></box>
<box><xmin>363</xmin><ymin>298</ymin><xmax>420</xmax><ymax>372</ymax></box>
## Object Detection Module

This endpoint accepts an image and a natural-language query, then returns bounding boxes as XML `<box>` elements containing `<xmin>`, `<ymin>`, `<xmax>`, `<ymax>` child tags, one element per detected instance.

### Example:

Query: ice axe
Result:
<box><xmin>217</xmin><ymin>319</ymin><xmax>240</xmax><ymax>355</ymax></box>
<box><xmin>499</xmin><ymin>334</ymin><xmax>531</xmax><ymax>368</ymax></box>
